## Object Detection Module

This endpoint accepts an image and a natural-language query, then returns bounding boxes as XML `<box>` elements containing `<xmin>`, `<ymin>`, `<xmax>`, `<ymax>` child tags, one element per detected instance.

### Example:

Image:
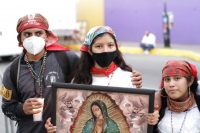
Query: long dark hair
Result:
<box><xmin>73</xmin><ymin>33</ymin><xmax>132</xmax><ymax>84</ymax></box>
<box><xmin>153</xmin><ymin>77</ymin><xmax>199</xmax><ymax>132</ymax></box>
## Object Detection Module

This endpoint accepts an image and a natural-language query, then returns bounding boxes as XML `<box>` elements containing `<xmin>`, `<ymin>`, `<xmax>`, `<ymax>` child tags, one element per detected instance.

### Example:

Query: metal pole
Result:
<box><xmin>4</xmin><ymin>117</ymin><xmax>9</xmax><ymax>133</ymax></box>
<box><xmin>163</xmin><ymin>0</ymin><xmax>170</xmax><ymax>47</ymax></box>
<box><xmin>10</xmin><ymin>120</ymin><xmax>14</xmax><ymax>133</ymax></box>
<box><xmin>0</xmin><ymin>71</ymin><xmax>3</xmax><ymax>84</ymax></box>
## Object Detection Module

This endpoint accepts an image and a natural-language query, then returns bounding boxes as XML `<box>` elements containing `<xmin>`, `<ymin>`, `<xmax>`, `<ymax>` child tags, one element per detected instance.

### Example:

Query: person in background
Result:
<box><xmin>140</xmin><ymin>30</ymin><xmax>156</xmax><ymax>54</ymax></box>
<box><xmin>153</xmin><ymin>60</ymin><xmax>200</xmax><ymax>133</ymax></box>
<box><xmin>45</xmin><ymin>26</ymin><xmax>159</xmax><ymax>133</ymax></box>
<box><xmin>0</xmin><ymin>14</ymin><xmax>143</xmax><ymax>133</ymax></box>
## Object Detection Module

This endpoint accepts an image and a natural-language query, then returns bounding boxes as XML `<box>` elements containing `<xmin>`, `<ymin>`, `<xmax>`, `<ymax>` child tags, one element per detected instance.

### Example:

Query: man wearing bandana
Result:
<box><xmin>0</xmin><ymin>14</ymin><xmax>143</xmax><ymax>133</ymax></box>
<box><xmin>0</xmin><ymin>13</ymin><xmax>79</xmax><ymax>133</ymax></box>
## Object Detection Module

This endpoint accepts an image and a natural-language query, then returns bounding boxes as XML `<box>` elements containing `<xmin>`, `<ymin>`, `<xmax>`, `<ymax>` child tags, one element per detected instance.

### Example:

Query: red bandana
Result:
<box><xmin>16</xmin><ymin>13</ymin><xmax>69</xmax><ymax>51</ymax></box>
<box><xmin>91</xmin><ymin>62</ymin><xmax>118</xmax><ymax>77</ymax></box>
<box><xmin>160</xmin><ymin>60</ymin><xmax>197</xmax><ymax>87</ymax></box>
<box><xmin>45</xmin><ymin>43</ymin><xmax>70</xmax><ymax>51</ymax></box>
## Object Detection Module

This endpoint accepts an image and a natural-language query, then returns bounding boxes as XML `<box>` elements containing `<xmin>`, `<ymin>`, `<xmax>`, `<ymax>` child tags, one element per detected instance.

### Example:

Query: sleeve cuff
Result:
<box><xmin>17</xmin><ymin>103</ymin><xmax>27</xmax><ymax>117</ymax></box>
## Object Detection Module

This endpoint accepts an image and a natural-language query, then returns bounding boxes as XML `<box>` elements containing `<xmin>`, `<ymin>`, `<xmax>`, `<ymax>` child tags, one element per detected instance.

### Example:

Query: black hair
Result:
<box><xmin>72</xmin><ymin>33</ymin><xmax>132</xmax><ymax>84</ymax></box>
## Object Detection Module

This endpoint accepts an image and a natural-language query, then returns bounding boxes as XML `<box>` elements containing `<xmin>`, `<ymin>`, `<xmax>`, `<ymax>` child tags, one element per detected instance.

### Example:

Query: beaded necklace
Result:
<box><xmin>25</xmin><ymin>51</ymin><xmax>47</xmax><ymax>97</ymax></box>
<box><xmin>171</xmin><ymin>110</ymin><xmax>188</xmax><ymax>133</ymax></box>
<box><xmin>107</xmin><ymin>72</ymin><xmax>114</xmax><ymax>86</ymax></box>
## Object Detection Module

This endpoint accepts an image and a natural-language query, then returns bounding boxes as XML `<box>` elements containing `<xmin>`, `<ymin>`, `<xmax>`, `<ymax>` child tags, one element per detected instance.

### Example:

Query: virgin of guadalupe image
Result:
<box><xmin>82</xmin><ymin>100</ymin><xmax>119</xmax><ymax>133</ymax></box>
<box><xmin>70</xmin><ymin>93</ymin><xmax>130</xmax><ymax>133</ymax></box>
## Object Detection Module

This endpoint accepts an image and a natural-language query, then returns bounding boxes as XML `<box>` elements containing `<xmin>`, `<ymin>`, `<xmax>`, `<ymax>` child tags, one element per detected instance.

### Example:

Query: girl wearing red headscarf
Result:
<box><xmin>153</xmin><ymin>60</ymin><xmax>200</xmax><ymax>133</ymax></box>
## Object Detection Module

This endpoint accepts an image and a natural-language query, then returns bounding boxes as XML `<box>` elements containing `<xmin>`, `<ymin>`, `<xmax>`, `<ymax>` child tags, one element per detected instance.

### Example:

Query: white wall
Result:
<box><xmin>0</xmin><ymin>0</ymin><xmax>77</xmax><ymax>31</ymax></box>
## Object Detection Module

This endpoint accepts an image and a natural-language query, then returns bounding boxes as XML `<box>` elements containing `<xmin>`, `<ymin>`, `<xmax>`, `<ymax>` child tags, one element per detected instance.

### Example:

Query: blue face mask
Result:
<box><xmin>92</xmin><ymin>50</ymin><xmax>118</xmax><ymax>68</ymax></box>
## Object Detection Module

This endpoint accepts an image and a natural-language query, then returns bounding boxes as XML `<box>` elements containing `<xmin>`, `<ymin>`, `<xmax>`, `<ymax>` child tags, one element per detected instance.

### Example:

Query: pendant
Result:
<box><xmin>37</xmin><ymin>79</ymin><xmax>42</xmax><ymax>87</ymax></box>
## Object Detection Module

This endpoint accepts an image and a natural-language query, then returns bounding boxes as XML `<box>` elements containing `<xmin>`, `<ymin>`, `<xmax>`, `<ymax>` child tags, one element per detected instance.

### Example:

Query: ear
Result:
<box><xmin>188</xmin><ymin>77</ymin><xmax>194</xmax><ymax>87</ymax></box>
<box><xmin>45</xmin><ymin>31</ymin><xmax>49</xmax><ymax>42</ymax></box>
<box><xmin>17</xmin><ymin>33</ymin><xmax>22</xmax><ymax>44</ymax></box>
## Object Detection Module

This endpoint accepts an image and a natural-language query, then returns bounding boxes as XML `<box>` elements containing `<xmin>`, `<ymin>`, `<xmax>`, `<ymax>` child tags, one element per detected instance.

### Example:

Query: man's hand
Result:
<box><xmin>23</xmin><ymin>98</ymin><xmax>43</xmax><ymax>115</ymax></box>
<box><xmin>131</xmin><ymin>70</ymin><xmax>142</xmax><ymax>88</ymax></box>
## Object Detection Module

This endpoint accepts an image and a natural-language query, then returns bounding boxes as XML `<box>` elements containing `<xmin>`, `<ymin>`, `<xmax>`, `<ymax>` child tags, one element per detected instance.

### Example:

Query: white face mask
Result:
<box><xmin>23</xmin><ymin>36</ymin><xmax>45</xmax><ymax>55</ymax></box>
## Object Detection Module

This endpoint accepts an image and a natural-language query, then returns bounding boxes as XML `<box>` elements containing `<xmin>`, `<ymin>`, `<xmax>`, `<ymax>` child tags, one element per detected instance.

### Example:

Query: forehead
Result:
<box><xmin>92</xmin><ymin>105</ymin><xmax>99</xmax><ymax>109</ymax></box>
<box><xmin>21</xmin><ymin>28</ymin><xmax>46</xmax><ymax>33</ymax></box>
<box><xmin>164</xmin><ymin>75</ymin><xmax>183</xmax><ymax>78</ymax></box>
<box><xmin>93</xmin><ymin>34</ymin><xmax>115</xmax><ymax>44</ymax></box>
<box><xmin>164</xmin><ymin>75</ymin><xmax>176</xmax><ymax>78</ymax></box>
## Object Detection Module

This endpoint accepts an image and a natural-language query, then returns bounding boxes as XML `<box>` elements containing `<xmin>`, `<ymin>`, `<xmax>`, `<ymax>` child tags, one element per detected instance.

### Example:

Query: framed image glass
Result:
<box><xmin>52</xmin><ymin>82</ymin><xmax>155</xmax><ymax>133</ymax></box>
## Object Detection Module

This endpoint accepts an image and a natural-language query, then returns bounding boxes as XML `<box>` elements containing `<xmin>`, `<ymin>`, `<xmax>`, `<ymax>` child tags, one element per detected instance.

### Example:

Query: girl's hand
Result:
<box><xmin>131</xmin><ymin>70</ymin><xmax>142</xmax><ymax>88</ymax></box>
<box><xmin>146</xmin><ymin>105</ymin><xmax>160</xmax><ymax>125</ymax></box>
<box><xmin>45</xmin><ymin>117</ymin><xmax>57</xmax><ymax>133</ymax></box>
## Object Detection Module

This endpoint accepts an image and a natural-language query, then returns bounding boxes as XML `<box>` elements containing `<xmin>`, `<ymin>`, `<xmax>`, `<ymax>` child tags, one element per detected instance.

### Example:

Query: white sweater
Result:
<box><xmin>92</xmin><ymin>67</ymin><xmax>135</xmax><ymax>88</ymax></box>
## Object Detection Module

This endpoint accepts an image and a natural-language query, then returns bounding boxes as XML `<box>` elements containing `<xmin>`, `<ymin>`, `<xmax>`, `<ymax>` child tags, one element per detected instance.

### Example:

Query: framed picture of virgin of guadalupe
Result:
<box><xmin>51</xmin><ymin>82</ymin><xmax>155</xmax><ymax>133</ymax></box>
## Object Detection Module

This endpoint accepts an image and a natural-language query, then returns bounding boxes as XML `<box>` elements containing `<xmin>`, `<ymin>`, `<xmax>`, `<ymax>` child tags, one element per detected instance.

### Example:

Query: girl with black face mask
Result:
<box><xmin>73</xmin><ymin>26</ymin><xmax>159</xmax><ymax>127</ymax></box>
<box><xmin>45</xmin><ymin>26</ymin><xmax>159</xmax><ymax>133</ymax></box>
<box><xmin>73</xmin><ymin>26</ymin><xmax>142</xmax><ymax>86</ymax></box>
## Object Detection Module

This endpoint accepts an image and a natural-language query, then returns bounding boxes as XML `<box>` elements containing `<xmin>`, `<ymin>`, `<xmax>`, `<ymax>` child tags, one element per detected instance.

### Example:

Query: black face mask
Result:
<box><xmin>92</xmin><ymin>50</ymin><xmax>118</xmax><ymax>68</ymax></box>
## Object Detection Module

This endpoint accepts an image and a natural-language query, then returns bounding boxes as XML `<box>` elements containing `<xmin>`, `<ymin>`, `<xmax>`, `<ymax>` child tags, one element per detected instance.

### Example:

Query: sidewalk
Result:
<box><xmin>59</xmin><ymin>41</ymin><xmax>200</xmax><ymax>62</ymax></box>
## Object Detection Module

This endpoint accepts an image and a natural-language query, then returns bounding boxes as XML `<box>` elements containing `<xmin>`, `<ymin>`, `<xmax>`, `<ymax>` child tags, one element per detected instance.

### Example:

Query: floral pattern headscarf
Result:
<box><xmin>160</xmin><ymin>60</ymin><xmax>197</xmax><ymax>87</ymax></box>
<box><xmin>80</xmin><ymin>26</ymin><xmax>117</xmax><ymax>52</ymax></box>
